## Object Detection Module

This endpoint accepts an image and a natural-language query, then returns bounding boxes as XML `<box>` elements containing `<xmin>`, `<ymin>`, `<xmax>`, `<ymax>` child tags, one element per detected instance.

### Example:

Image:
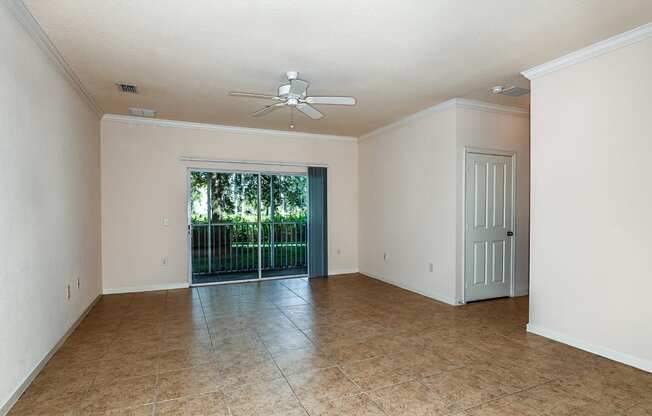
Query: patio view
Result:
<box><xmin>190</xmin><ymin>170</ymin><xmax>308</xmax><ymax>284</ymax></box>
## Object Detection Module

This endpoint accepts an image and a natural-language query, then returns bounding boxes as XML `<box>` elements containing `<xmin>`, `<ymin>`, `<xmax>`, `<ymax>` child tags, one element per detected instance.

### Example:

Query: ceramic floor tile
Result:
<box><xmin>305</xmin><ymin>393</ymin><xmax>386</xmax><ymax>416</ymax></box>
<box><xmin>462</xmin><ymin>395</ymin><xmax>544</xmax><ymax>416</ymax></box>
<box><xmin>419</xmin><ymin>365</ymin><xmax>516</xmax><ymax>412</ymax></box>
<box><xmin>156</xmin><ymin>365</ymin><xmax>222</xmax><ymax>401</ymax></box>
<box><xmin>286</xmin><ymin>367</ymin><xmax>361</xmax><ymax>412</ymax></box>
<box><xmin>94</xmin><ymin>354</ymin><xmax>159</xmax><ymax>383</ymax></box>
<box><xmin>271</xmin><ymin>346</ymin><xmax>336</xmax><ymax>376</ymax></box>
<box><xmin>259</xmin><ymin>330</ymin><xmax>314</xmax><ymax>353</ymax></box>
<box><xmin>216</xmin><ymin>356</ymin><xmax>285</xmax><ymax>389</ymax></box>
<box><xmin>340</xmin><ymin>355</ymin><xmax>414</xmax><ymax>391</ymax></box>
<box><xmin>318</xmin><ymin>340</ymin><xmax>381</xmax><ymax>364</ymax></box>
<box><xmin>81</xmin><ymin>375</ymin><xmax>156</xmax><ymax>414</ymax></box>
<box><xmin>225</xmin><ymin>378</ymin><xmax>303</xmax><ymax>416</ymax></box>
<box><xmin>388</xmin><ymin>349</ymin><xmax>460</xmax><ymax>379</ymax></box>
<box><xmin>556</xmin><ymin>371</ymin><xmax>652</xmax><ymax>414</ymax></box>
<box><xmin>33</xmin><ymin>359</ymin><xmax>98</xmax><ymax>391</ymax></box>
<box><xmin>153</xmin><ymin>391</ymin><xmax>229</xmax><ymax>415</ymax></box>
<box><xmin>10</xmin><ymin>275</ymin><xmax>652</xmax><ymax>416</ymax></box>
<box><xmin>156</xmin><ymin>345</ymin><xmax>217</xmax><ymax>373</ymax></box>
<box><xmin>98</xmin><ymin>404</ymin><xmax>154</xmax><ymax>415</ymax></box>
<box><xmin>101</xmin><ymin>339</ymin><xmax>161</xmax><ymax>361</ymax></box>
<box><xmin>161</xmin><ymin>331</ymin><xmax>213</xmax><ymax>352</ymax></box>
<box><xmin>430</xmin><ymin>341</ymin><xmax>488</xmax><ymax>367</ymax></box>
<box><xmin>368</xmin><ymin>380</ymin><xmax>450</xmax><ymax>416</ymax></box>
<box><xmin>512</xmin><ymin>381</ymin><xmax>603</xmax><ymax>416</ymax></box>
<box><xmin>622</xmin><ymin>401</ymin><xmax>652</xmax><ymax>416</ymax></box>
<box><xmin>8</xmin><ymin>385</ymin><xmax>85</xmax><ymax>416</ymax></box>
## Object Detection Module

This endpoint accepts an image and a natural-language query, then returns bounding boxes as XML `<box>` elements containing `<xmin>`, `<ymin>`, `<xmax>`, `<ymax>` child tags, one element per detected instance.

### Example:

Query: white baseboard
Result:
<box><xmin>0</xmin><ymin>294</ymin><xmax>102</xmax><ymax>416</ymax></box>
<box><xmin>360</xmin><ymin>271</ymin><xmax>459</xmax><ymax>306</ymax></box>
<box><xmin>104</xmin><ymin>272</ymin><xmax>358</xmax><ymax>294</ymax></box>
<box><xmin>526</xmin><ymin>323</ymin><xmax>652</xmax><ymax>374</ymax></box>
<box><xmin>328</xmin><ymin>268</ymin><xmax>359</xmax><ymax>276</ymax></box>
<box><xmin>103</xmin><ymin>282</ymin><xmax>190</xmax><ymax>294</ymax></box>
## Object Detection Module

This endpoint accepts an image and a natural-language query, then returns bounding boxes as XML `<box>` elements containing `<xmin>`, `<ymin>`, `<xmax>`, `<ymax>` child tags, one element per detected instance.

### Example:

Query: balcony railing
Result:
<box><xmin>191</xmin><ymin>221</ymin><xmax>308</xmax><ymax>275</ymax></box>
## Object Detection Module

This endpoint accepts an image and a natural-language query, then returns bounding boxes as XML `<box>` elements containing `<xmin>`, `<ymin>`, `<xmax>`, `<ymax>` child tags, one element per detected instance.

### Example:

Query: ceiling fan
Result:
<box><xmin>229</xmin><ymin>71</ymin><xmax>356</xmax><ymax>127</ymax></box>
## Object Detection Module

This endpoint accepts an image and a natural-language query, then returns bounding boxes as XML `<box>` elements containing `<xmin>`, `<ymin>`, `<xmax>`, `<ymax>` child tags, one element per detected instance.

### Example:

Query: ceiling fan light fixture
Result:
<box><xmin>228</xmin><ymin>71</ymin><xmax>356</xmax><ymax>126</ymax></box>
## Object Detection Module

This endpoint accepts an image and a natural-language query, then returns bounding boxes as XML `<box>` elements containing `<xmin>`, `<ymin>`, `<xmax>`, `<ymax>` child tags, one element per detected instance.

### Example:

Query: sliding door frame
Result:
<box><xmin>186</xmin><ymin>167</ymin><xmax>309</xmax><ymax>286</ymax></box>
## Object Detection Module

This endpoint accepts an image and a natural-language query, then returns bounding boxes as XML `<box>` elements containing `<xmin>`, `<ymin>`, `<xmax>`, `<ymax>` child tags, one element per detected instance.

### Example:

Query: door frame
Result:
<box><xmin>185</xmin><ymin>167</ymin><xmax>309</xmax><ymax>287</ymax></box>
<box><xmin>461</xmin><ymin>147</ymin><xmax>517</xmax><ymax>303</ymax></box>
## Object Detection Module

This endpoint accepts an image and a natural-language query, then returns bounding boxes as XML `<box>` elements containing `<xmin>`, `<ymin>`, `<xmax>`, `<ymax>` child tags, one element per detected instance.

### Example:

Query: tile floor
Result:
<box><xmin>9</xmin><ymin>274</ymin><xmax>652</xmax><ymax>415</ymax></box>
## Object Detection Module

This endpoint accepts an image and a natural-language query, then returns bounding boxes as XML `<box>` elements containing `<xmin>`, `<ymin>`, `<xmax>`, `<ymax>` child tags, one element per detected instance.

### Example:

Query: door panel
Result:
<box><xmin>465</xmin><ymin>153</ymin><xmax>513</xmax><ymax>302</ymax></box>
<box><xmin>260</xmin><ymin>174</ymin><xmax>308</xmax><ymax>279</ymax></box>
<box><xmin>190</xmin><ymin>171</ymin><xmax>260</xmax><ymax>284</ymax></box>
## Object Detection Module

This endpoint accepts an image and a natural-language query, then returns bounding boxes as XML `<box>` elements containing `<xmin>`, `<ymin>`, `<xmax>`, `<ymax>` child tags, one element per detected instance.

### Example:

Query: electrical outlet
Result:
<box><xmin>161</xmin><ymin>257</ymin><xmax>168</xmax><ymax>266</ymax></box>
<box><xmin>429</xmin><ymin>262</ymin><xmax>434</xmax><ymax>273</ymax></box>
<box><xmin>66</xmin><ymin>284</ymin><xmax>71</xmax><ymax>300</ymax></box>
<box><xmin>162</xmin><ymin>217</ymin><xmax>169</xmax><ymax>226</ymax></box>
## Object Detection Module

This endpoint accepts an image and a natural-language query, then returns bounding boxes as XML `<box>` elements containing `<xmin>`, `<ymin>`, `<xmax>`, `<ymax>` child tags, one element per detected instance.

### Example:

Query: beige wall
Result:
<box><xmin>528</xmin><ymin>37</ymin><xmax>652</xmax><ymax>371</ymax></box>
<box><xmin>0</xmin><ymin>4</ymin><xmax>101</xmax><ymax>412</ymax></box>
<box><xmin>359</xmin><ymin>102</ymin><xmax>530</xmax><ymax>304</ymax></box>
<box><xmin>101</xmin><ymin>118</ymin><xmax>359</xmax><ymax>292</ymax></box>
<box><xmin>359</xmin><ymin>107</ymin><xmax>458</xmax><ymax>303</ymax></box>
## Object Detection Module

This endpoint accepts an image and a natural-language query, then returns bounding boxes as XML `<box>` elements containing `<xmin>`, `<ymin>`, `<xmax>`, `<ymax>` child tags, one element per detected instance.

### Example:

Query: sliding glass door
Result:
<box><xmin>189</xmin><ymin>170</ymin><xmax>308</xmax><ymax>285</ymax></box>
<box><xmin>260</xmin><ymin>174</ymin><xmax>308</xmax><ymax>278</ymax></box>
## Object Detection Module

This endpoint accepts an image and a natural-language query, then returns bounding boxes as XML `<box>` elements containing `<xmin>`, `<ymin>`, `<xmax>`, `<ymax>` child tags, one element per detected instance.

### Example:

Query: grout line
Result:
<box><xmin>255</xmin><ymin>331</ymin><xmax>311</xmax><ymax>416</ymax></box>
<box><xmin>279</xmin><ymin>278</ymin><xmax>314</xmax><ymax>305</ymax></box>
<box><xmin>447</xmin><ymin>378</ymin><xmax>557</xmax><ymax>413</ymax></box>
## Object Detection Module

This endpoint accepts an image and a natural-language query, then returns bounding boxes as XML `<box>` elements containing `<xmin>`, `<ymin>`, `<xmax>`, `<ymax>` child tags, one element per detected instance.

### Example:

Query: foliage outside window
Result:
<box><xmin>191</xmin><ymin>172</ymin><xmax>307</xmax><ymax>224</ymax></box>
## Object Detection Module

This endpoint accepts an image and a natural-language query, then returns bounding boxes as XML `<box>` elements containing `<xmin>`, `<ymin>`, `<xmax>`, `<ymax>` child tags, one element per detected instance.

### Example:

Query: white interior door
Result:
<box><xmin>465</xmin><ymin>152</ymin><xmax>514</xmax><ymax>302</ymax></box>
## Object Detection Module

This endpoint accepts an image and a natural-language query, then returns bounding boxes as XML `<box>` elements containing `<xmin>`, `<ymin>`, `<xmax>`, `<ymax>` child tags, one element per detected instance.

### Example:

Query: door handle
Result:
<box><xmin>506</xmin><ymin>231</ymin><xmax>514</xmax><ymax>236</ymax></box>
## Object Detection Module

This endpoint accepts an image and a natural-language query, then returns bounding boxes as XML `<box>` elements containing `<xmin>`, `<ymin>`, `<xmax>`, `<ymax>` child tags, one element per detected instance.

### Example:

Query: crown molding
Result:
<box><xmin>5</xmin><ymin>0</ymin><xmax>103</xmax><ymax>117</ymax></box>
<box><xmin>359</xmin><ymin>98</ymin><xmax>528</xmax><ymax>141</ymax></box>
<box><xmin>522</xmin><ymin>22</ymin><xmax>652</xmax><ymax>80</ymax></box>
<box><xmin>454</xmin><ymin>98</ymin><xmax>530</xmax><ymax>116</ymax></box>
<box><xmin>358</xmin><ymin>99</ymin><xmax>457</xmax><ymax>140</ymax></box>
<box><xmin>102</xmin><ymin>114</ymin><xmax>358</xmax><ymax>142</ymax></box>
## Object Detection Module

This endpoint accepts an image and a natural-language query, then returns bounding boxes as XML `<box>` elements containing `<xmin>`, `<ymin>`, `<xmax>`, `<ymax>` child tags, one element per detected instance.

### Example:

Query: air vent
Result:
<box><xmin>128</xmin><ymin>107</ymin><xmax>156</xmax><ymax>117</ymax></box>
<box><xmin>116</xmin><ymin>83</ymin><xmax>138</xmax><ymax>94</ymax></box>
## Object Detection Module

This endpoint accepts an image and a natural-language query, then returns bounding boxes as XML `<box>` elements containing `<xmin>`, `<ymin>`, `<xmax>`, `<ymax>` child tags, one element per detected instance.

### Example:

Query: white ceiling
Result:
<box><xmin>24</xmin><ymin>0</ymin><xmax>652</xmax><ymax>136</ymax></box>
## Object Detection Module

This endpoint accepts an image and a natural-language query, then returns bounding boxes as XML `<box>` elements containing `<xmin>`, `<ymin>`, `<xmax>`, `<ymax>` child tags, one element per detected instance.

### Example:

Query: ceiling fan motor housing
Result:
<box><xmin>278</xmin><ymin>83</ymin><xmax>307</xmax><ymax>99</ymax></box>
<box><xmin>286</xmin><ymin>71</ymin><xmax>299</xmax><ymax>80</ymax></box>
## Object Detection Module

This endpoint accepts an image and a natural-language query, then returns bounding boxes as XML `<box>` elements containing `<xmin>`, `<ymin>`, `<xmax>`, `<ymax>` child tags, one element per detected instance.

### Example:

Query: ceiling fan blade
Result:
<box><xmin>289</xmin><ymin>79</ymin><xmax>309</xmax><ymax>97</ymax></box>
<box><xmin>296</xmin><ymin>103</ymin><xmax>324</xmax><ymax>120</ymax></box>
<box><xmin>305</xmin><ymin>96</ymin><xmax>356</xmax><ymax>106</ymax></box>
<box><xmin>252</xmin><ymin>102</ymin><xmax>286</xmax><ymax>117</ymax></box>
<box><xmin>230</xmin><ymin>92</ymin><xmax>280</xmax><ymax>100</ymax></box>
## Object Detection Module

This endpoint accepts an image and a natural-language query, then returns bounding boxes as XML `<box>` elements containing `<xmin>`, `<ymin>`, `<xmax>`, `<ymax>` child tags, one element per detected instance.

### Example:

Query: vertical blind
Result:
<box><xmin>308</xmin><ymin>167</ymin><xmax>328</xmax><ymax>277</ymax></box>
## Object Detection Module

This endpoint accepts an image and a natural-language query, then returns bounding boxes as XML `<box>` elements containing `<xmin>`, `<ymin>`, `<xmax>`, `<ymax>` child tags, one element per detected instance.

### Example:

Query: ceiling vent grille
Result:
<box><xmin>116</xmin><ymin>83</ymin><xmax>138</xmax><ymax>94</ymax></box>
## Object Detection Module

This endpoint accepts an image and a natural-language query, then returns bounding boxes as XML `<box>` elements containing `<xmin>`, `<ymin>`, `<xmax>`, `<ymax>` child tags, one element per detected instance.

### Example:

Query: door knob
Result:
<box><xmin>506</xmin><ymin>231</ymin><xmax>514</xmax><ymax>236</ymax></box>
